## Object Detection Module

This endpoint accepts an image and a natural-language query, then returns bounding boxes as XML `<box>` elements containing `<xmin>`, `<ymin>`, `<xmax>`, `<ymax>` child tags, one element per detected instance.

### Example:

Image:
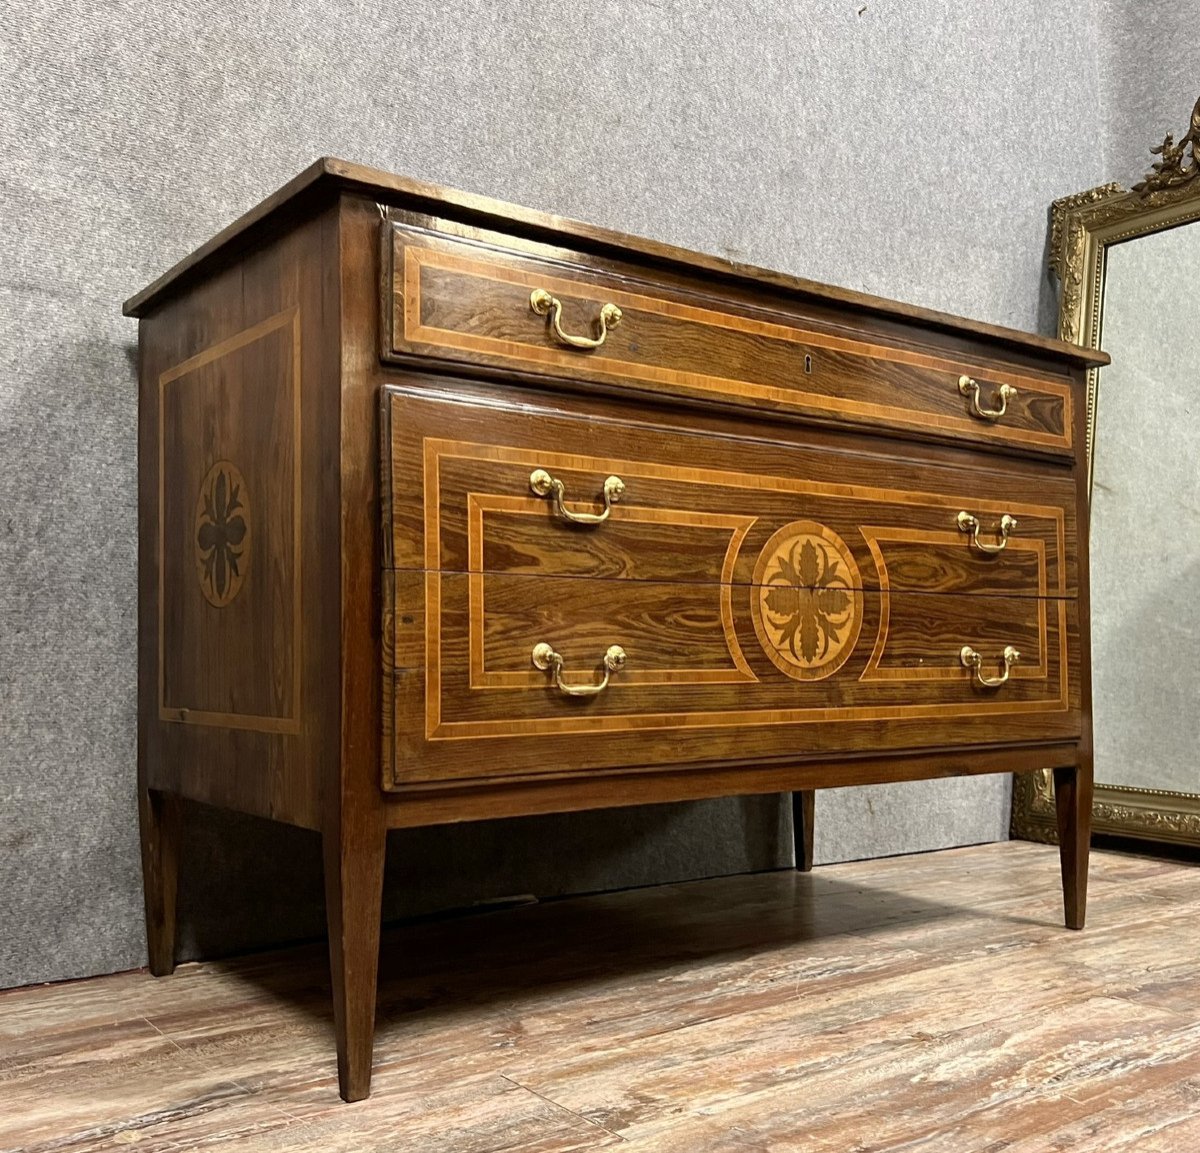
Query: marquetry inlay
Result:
<box><xmin>462</xmin><ymin>490</ymin><xmax>758</xmax><ymax>689</ymax></box>
<box><xmin>157</xmin><ymin>306</ymin><xmax>302</xmax><ymax>735</ymax></box>
<box><xmin>406</xmin><ymin>432</ymin><xmax>1076</xmax><ymax>743</ymax></box>
<box><xmin>127</xmin><ymin>160</ymin><xmax>1100</xmax><ymax>1107</ymax></box>
<box><xmin>194</xmin><ymin>461</ymin><xmax>251</xmax><ymax>608</ymax></box>
<box><xmin>750</xmin><ymin>521</ymin><xmax>863</xmax><ymax>681</ymax></box>
<box><xmin>395</xmin><ymin>236</ymin><xmax>1075</xmax><ymax>453</ymax></box>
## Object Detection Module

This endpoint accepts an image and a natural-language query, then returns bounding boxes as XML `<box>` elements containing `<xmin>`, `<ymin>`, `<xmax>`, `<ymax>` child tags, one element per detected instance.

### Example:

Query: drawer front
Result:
<box><xmin>385</xmin><ymin>224</ymin><xmax>1075</xmax><ymax>457</ymax></box>
<box><xmin>382</xmin><ymin>388</ymin><xmax>1081</xmax><ymax>789</ymax></box>
<box><xmin>388</xmin><ymin>572</ymin><xmax>1079</xmax><ymax>785</ymax></box>
<box><xmin>387</xmin><ymin>391</ymin><xmax>1078</xmax><ymax>600</ymax></box>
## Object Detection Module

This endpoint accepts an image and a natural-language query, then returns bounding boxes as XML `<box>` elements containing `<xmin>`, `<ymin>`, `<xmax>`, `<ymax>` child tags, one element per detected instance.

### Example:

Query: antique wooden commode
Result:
<box><xmin>125</xmin><ymin>159</ymin><xmax>1106</xmax><ymax>1101</ymax></box>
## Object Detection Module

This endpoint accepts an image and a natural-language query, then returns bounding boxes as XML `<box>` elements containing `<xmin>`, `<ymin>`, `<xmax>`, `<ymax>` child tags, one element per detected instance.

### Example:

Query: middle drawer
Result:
<box><xmin>386</xmin><ymin>390</ymin><xmax>1077</xmax><ymax>601</ymax></box>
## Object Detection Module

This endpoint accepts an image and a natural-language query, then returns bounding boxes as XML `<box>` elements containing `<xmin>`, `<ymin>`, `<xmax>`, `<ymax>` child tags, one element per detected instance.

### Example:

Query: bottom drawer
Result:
<box><xmin>385</xmin><ymin>570</ymin><xmax>1079</xmax><ymax>787</ymax></box>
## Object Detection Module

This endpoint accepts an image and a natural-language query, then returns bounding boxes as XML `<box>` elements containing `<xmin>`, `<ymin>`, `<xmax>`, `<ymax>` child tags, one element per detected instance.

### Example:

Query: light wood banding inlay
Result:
<box><xmin>407</xmin><ymin>572</ymin><xmax>1074</xmax><ymax>746</ymax></box>
<box><xmin>157</xmin><ymin>308</ymin><xmax>302</xmax><ymax>735</ymax></box>
<box><xmin>465</xmin><ymin>493</ymin><xmax>758</xmax><ymax>688</ymax></box>
<box><xmin>384</xmin><ymin>390</ymin><xmax>1079</xmax><ymax>780</ymax></box>
<box><xmin>390</xmin><ymin>233</ymin><xmax>1074</xmax><ymax>455</ymax></box>
<box><xmin>394</xmin><ymin>397</ymin><xmax>1076</xmax><ymax>599</ymax></box>
<box><xmin>861</xmin><ymin>526</ymin><xmax>1052</xmax><ymax>683</ymax></box>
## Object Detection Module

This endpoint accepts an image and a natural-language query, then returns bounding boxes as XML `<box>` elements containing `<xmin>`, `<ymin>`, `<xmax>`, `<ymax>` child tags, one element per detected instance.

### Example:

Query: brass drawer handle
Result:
<box><xmin>957</xmin><ymin>511</ymin><xmax>1018</xmax><ymax>554</ymax></box>
<box><xmin>530</xmin><ymin>288</ymin><xmax>622</xmax><ymax>349</ymax></box>
<box><xmin>530</xmin><ymin>468</ymin><xmax>624</xmax><ymax>525</ymax></box>
<box><xmin>959</xmin><ymin>375</ymin><xmax>1017</xmax><ymax>421</ymax></box>
<box><xmin>960</xmin><ymin>644</ymin><xmax>1020</xmax><ymax>688</ymax></box>
<box><xmin>532</xmin><ymin>642</ymin><xmax>626</xmax><ymax>697</ymax></box>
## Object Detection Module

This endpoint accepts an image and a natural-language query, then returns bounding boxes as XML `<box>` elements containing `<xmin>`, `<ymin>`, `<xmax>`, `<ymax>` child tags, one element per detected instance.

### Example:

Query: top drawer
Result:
<box><xmin>383</xmin><ymin>223</ymin><xmax>1076</xmax><ymax>458</ymax></box>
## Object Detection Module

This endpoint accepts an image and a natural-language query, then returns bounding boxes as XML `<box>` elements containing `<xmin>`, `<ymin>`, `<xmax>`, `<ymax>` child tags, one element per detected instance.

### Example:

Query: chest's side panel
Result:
<box><xmin>137</xmin><ymin>204</ymin><xmax>343</xmax><ymax>829</ymax></box>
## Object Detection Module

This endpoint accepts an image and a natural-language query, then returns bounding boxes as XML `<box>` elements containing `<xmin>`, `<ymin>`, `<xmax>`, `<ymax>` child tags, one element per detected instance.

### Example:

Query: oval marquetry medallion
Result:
<box><xmin>194</xmin><ymin>460</ymin><xmax>251</xmax><ymax>608</ymax></box>
<box><xmin>750</xmin><ymin>520</ymin><xmax>863</xmax><ymax>681</ymax></box>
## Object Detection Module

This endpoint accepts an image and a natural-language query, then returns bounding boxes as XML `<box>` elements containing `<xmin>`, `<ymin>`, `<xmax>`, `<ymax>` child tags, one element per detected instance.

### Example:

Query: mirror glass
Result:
<box><xmin>1091</xmin><ymin>222</ymin><xmax>1200</xmax><ymax>793</ymax></box>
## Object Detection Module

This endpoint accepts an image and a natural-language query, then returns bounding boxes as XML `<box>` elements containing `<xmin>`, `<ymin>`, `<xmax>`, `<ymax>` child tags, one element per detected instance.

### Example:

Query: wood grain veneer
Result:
<box><xmin>386</xmin><ymin>227</ymin><xmax>1075</xmax><ymax>455</ymax></box>
<box><xmin>126</xmin><ymin>162</ymin><xmax>1107</xmax><ymax>1102</ymax></box>
<box><xmin>384</xmin><ymin>384</ymin><xmax>1077</xmax><ymax>598</ymax></box>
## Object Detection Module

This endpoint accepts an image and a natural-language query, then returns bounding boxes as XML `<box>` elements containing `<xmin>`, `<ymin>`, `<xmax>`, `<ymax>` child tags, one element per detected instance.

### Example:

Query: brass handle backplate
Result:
<box><xmin>532</xmin><ymin>642</ymin><xmax>626</xmax><ymax>697</ymax></box>
<box><xmin>959</xmin><ymin>374</ymin><xmax>1017</xmax><ymax>421</ymax></box>
<box><xmin>960</xmin><ymin>644</ymin><xmax>1020</xmax><ymax>688</ymax></box>
<box><xmin>530</xmin><ymin>288</ymin><xmax>622</xmax><ymax>349</ymax></box>
<box><xmin>957</xmin><ymin>511</ymin><xmax>1018</xmax><ymax>554</ymax></box>
<box><xmin>530</xmin><ymin>468</ymin><xmax>624</xmax><ymax>525</ymax></box>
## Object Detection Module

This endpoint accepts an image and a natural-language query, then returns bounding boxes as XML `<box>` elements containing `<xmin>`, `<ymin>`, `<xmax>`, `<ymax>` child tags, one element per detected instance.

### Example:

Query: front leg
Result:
<box><xmin>1054</xmin><ymin>758</ymin><xmax>1093</xmax><ymax>930</ymax></box>
<box><xmin>324</xmin><ymin>816</ymin><xmax>387</xmax><ymax>1102</ymax></box>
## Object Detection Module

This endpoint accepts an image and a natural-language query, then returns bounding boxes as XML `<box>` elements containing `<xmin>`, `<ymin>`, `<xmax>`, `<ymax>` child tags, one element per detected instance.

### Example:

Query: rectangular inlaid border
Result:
<box><xmin>420</xmin><ymin>437</ymin><xmax>1073</xmax><ymax>741</ymax></box>
<box><xmin>398</xmin><ymin>241</ymin><xmax>1074</xmax><ymax>453</ymax></box>
<box><xmin>861</xmin><ymin>527</ymin><xmax>1050</xmax><ymax>682</ymax></box>
<box><xmin>464</xmin><ymin>493</ymin><xmax>758</xmax><ymax>689</ymax></box>
<box><xmin>157</xmin><ymin>308</ymin><xmax>303</xmax><ymax>735</ymax></box>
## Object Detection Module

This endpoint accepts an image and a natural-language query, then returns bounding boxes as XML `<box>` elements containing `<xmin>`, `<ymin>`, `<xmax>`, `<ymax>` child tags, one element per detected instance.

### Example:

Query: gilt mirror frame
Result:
<box><xmin>1012</xmin><ymin>96</ymin><xmax>1200</xmax><ymax>847</ymax></box>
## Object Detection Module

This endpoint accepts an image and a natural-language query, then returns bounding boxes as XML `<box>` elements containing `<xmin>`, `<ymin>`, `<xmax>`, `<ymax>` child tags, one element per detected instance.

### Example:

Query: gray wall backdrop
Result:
<box><xmin>1096</xmin><ymin>1</ymin><xmax>1200</xmax><ymax>186</ymax></box>
<box><xmin>0</xmin><ymin>0</ymin><xmax>1184</xmax><ymax>989</ymax></box>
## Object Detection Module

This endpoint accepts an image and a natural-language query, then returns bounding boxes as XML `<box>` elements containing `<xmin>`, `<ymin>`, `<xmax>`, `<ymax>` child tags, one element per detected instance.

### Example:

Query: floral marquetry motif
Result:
<box><xmin>750</xmin><ymin>521</ymin><xmax>863</xmax><ymax>681</ymax></box>
<box><xmin>194</xmin><ymin>461</ymin><xmax>251</xmax><ymax>608</ymax></box>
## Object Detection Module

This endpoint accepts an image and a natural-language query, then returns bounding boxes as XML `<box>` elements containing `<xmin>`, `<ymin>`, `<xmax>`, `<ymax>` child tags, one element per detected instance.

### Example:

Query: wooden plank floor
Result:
<box><xmin>4</xmin><ymin>841</ymin><xmax>1200</xmax><ymax>1152</ymax></box>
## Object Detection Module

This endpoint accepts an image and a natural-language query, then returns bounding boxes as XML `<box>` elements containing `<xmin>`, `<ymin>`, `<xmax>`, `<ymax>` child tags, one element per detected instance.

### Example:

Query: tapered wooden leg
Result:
<box><xmin>324</xmin><ymin>820</ymin><xmax>387</xmax><ymax>1102</ymax></box>
<box><xmin>1054</xmin><ymin>761</ymin><xmax>1093</xmax><ymax>930</ymax></box>
<box><xmin>792</xmin><ymin>789</ymin><xmax>815</xmax><ymax>872</ymax></box>
<box><xmin>137</xmin><ymin>787</ymin><xmax>182</xmax><ymax>976</ymax></box>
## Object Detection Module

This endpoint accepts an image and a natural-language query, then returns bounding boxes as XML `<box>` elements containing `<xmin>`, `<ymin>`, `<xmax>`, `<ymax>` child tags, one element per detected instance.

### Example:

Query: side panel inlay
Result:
<box><xmin>194</xmin><ymin>461</ymin><xmax>252</xmax><ymax>608</ymax></box>
<box><xmin>158</xmin><ymin>308</ymin><xmax>302</xmax><ymax>734</ymax></box>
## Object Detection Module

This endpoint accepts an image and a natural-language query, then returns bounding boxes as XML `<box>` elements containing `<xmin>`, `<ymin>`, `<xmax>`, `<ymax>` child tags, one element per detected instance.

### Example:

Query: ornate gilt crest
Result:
<box><xmin>1046</xmin><ymin>95</ymin><xmax>1200</xmax><ymax>484</ymax></box>
<box><xmin>1050</xmin><ymin>97</ymin><xmax>1200</xmax><ymax>345</ymax></box>
<box><xmin>1133</xmin><ymin>96</ymin><xmax>1200</xmax><ymax>195</ymax></box>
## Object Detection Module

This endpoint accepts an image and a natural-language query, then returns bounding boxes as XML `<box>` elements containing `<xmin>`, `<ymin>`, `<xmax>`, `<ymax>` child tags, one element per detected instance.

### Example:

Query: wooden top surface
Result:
<box><xmin>123</xmin><ymin>157</ymin><xmax>1108</xmax><ymax>368</ymax></box>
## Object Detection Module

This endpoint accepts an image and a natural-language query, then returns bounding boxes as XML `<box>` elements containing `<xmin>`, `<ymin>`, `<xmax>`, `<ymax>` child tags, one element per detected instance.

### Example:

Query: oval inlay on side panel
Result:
<box><xmin>750</xmin><ymin>520</ymin><xmax>863</xmax><ymax>681</ymax></box>
<box><xmin>194</xmin><ymin>460</ymin><xmax>252</xmax><ymax>608</ymax></box>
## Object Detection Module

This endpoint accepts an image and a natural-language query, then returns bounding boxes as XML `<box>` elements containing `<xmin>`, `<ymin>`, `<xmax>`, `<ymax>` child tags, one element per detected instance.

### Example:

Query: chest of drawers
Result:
<box><xmin>125</xmin><ymin>159</ymin><xmax>1107</xmax><ymax>1101</ymax></box>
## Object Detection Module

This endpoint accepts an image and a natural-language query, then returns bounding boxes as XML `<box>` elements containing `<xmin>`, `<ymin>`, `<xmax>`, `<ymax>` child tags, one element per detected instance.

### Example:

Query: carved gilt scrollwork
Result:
<box><xmin>1048</xmin><ymin>98</ymin><xmax>1200</xmax><ymax>347</ymax></box>
<box><xmin>1045</xmin><ymin>97</ymin><xmax>1200</xmax><ymax>486</ymax></box>
<box><xmin>1133</xmin><ymin>96</ymin><xmax>1200</xmax><ymax>196</ymax></box>
<box><xmin>1048</xmin><ymin>183</ymin><xmax>1126</xmax><ymax>345</ymax></box>
<box><xmin>1010</xmin><ymin>769</ymin><xmax>1058</xmax><ymax>844</ymax></box>
<box><xmin>1012</xmin><ymin>767</ymin><xmax>1200</xmax><ymax>847</ymax></box>
<box><xmin>1090</xmin><ymin>798</ymin><xmax>1200</xmax><ymax>839</ymax></box>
